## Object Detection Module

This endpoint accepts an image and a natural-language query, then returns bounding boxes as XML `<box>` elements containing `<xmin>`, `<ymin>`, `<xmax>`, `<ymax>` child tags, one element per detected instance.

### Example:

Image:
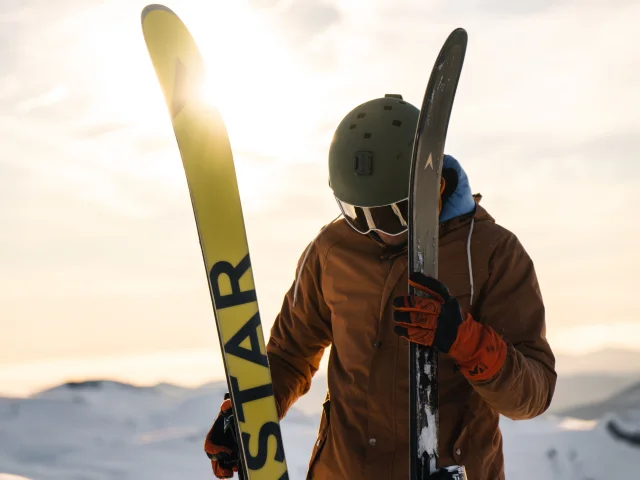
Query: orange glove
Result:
<box><xmin>204</xmin><ymin>394</ymin><xmax>240</xmax><ymax>479</ymax></box>
<box><xmin>393</xmin><ymin>272</ymin><xmax>507</xmax><ymax>382</ymax></box>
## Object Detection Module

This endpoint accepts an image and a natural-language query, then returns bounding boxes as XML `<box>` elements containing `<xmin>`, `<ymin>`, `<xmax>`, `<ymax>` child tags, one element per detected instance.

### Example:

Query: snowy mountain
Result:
<box><xmin>559</xmin><ymin>380</ymin><xmax>640</xmax><ymax>420</ymax></box>
<box><xmin>1</xmin><ymin>380</ymin><xmax>639</xmax><ymax>480</ymax></box>
<box><xmin>0</xmin><ymin>380</ymin><xmax>318</xmax><ymax>480</ymax></box>
<box><xmin>547</xmin><ymin>373</ymin><xmax>640</xmax><ymax>413</ymax></box>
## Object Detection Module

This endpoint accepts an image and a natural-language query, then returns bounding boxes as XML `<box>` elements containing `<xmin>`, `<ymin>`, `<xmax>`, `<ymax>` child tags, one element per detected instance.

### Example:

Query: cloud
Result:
<box><xmin>250</xmin><ymin>0</ymin><xmax>340</xmax><ymax>33</ymax></box>
<box><xmin>272</xmin><ymin>0</ymin><xmax>340</xmax><ymax>40</ymax></box>
<box><xmin>75</xmin><ymin>122</ymin><xmax>130</xmax><ymax>139</ymax></box>
<box><xmin>447</xmin><ymin>0</ymin><xmax>640</xmax><ymax>17</ymax></box>
<box><xmin>15</xmin><ymin>85</ymin><xmax>68</xmax><ymax>113</ymax></box>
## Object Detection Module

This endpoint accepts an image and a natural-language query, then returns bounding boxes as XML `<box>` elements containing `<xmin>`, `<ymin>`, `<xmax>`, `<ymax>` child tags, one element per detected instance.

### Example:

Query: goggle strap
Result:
<box><xmin>362</xmin><ymin>207</ymin><xmax>376</xmax><ymax>231</ymax></box>
<box><xmin>391</xmin><ymin>202</ymin><xmax>407</xmax><ymax>226</ymax></box>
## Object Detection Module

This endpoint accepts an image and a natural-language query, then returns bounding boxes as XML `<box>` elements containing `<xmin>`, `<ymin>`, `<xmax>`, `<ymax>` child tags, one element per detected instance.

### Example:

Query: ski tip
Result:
<box><xmin>141</xmin><ymin>4</ymin><xmax>176</xmax><ymax>24</ymax></box>
<box><xmin>450</xmin><ymin>27</ymin><xmax>468</xmax><ymax>44</ymax></box>
<box><xmin>438</xmin><ymin>27</ymin><xmax>468</xmax><ymax>57</ymax></box>
<box><xmin>448</xmin><ymin>27</ymin><xmax>468</xmax><ymax>41</ymax></box>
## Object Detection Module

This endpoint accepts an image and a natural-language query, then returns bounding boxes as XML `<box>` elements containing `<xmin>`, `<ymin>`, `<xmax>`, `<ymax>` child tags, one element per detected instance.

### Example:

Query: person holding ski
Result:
<box><xmin>204</xmin><ymin>94</ymin><xmax>557</xmax><ymax>480</ymax></box>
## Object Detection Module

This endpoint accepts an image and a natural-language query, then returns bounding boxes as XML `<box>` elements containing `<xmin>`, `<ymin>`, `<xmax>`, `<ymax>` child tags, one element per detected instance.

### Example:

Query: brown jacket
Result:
<box><xmin>266</xmin><ymin>204</ymin><xmax>556</xmax><ymax>480</ymax></box>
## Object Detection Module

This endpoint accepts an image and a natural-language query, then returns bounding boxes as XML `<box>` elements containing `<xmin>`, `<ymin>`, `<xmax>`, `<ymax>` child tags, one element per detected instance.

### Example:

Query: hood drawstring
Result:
<box><xmin>466</xmin><ymin>216</ymin><xmax>475</xmax><ymax>307</ymax></box>
<box><xmin>292</xmin><ymin>215</ymin><xmax>341</xmax><ymax>307</ymax></box>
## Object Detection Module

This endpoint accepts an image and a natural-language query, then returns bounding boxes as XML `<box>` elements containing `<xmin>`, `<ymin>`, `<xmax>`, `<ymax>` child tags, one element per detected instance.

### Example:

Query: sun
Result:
<box><xmin>154</xmin><ymin>0</ymin><xmax>327</xmax><ymax>213</ymax></box>
<box><xmin>176</xmin><ymin>1</ymin><xmax>314</xmax><ymax>161</ymax></box>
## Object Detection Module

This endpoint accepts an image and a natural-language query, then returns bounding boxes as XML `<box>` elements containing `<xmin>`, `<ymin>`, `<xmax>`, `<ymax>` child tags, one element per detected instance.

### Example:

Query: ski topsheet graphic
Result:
<box><xmin>408</xmin><ymin>28</ymin><xmax>468</xmax><ymax>480</ymax></box>
<box><xmin>141</xmin><ymin>5</ymin><xmax>288</xmax><ymax>479</ymax></box>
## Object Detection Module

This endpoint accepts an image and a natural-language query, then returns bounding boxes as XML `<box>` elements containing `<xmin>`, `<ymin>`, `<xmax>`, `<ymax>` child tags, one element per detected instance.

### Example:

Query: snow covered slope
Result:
<box><xmin>0</xmin><ymin>380</ymin><xmax>318</xmax><ymax>480</ymax></box>
<box><xmin>1</xmin><ymin>380</ymin><xmax>639</xmax><ymax>480</ymax></box>
<box><xmin>501</xmin><ymin>414</ymin><xmax>640</xmax><ymax>480</ymax></box>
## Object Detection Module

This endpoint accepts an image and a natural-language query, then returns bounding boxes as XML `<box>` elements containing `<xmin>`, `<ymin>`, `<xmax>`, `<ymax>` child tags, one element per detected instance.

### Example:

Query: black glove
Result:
<box><xmin>204</xmin><ymin>393</ymin><xmax>240</xmax><ymax>479</ymax></box>
<box><xmin>392</xmin><ymin>272</ymin><xmax>464</xmax><ymax>353</ymax></box>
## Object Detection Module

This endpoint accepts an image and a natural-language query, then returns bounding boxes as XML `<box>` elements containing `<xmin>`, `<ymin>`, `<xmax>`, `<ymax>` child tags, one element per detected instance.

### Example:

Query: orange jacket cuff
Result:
<box><xmin>449</xmin><ymin>313</ymin><xmax>508</xmax><ymax>382</ymax></box>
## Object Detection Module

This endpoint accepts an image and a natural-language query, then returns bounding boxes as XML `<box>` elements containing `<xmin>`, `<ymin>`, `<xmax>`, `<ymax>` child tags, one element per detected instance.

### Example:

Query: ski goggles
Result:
<box><xmin>336</xmin><ymin>197</ymin><xmax>409</xmax><ymax>236</ymax></box>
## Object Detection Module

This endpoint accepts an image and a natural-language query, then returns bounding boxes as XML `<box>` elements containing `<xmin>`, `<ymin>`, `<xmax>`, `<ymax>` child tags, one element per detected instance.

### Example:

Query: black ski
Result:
<box><xmin>408</xmin><ymin>28</ymin><xmax>468</xmax><ymax>480</ymax></box>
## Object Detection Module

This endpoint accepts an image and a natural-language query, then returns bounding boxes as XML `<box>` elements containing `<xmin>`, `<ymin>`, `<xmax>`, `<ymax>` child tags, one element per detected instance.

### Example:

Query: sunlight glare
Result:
<box><xmin>548</xmin><ymin>321</ymin><xmax>640</xmax><ymax>355</ymax></box>
<box><xmin>167</xmin><ymin>1</ymin><xmax>325</xmax><ymax>212</ymax></box>
<box><xmin>181</xmin><ymin>1</ymin><xmax>315</xmax><ymax>162</ymax></box>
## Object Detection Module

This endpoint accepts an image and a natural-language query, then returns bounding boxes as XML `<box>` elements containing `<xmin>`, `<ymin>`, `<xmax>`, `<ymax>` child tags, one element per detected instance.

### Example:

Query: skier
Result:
<box><xmin>204</xmin><ymin>94</ymin><xmax>557</xmax><ymax>480</ymax></box>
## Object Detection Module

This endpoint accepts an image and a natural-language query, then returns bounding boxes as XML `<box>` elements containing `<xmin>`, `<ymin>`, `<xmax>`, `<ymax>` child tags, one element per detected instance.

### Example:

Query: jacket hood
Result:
<box><xmin>440</xmin><ymin>154</ymin><xmax>477</xmax><ymax>223</ymax></box>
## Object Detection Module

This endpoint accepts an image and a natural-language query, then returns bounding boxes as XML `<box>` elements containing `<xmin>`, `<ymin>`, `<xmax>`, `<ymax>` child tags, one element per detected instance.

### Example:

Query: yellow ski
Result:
<box><xmin>141</xmin><ymin>5</ymin><xmax>288</xmax><ymax>479</ymax></box>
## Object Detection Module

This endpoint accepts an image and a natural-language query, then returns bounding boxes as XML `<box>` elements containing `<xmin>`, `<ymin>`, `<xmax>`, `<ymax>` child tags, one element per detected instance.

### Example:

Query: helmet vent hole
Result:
<box><xmin>383</xmin><ymin>105</ymin><xmax>392</xmax><ymax>110</ymax></box>
<box><xmin>349</xmin><ymin>124</ymin><xmax>356</xmax><ymax>130</ymax></box>
<box><xmin>364</xmin><ymin>133</ymin><xmax>372</xmax><ymax>139</ymax></box>
<box><xmin>357</xmin><ymin>113</ymin><xmax>366</xmax><ymax>118</ymax></box>
<box><xmin>392</xmin><ymin>120</ymin><xmax>402</xmax><ymax>127</ymax></box>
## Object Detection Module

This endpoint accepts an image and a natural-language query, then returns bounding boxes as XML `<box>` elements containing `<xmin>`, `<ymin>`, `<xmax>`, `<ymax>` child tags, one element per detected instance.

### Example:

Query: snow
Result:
<box><xmin>500</xmin><ymin>414</ymin><xmax>640</xmax><ymax>479</ymax></box>
<box><xmin>1</xmin><ymin>380</ymin><xmax>639</xmax><ymax>480</ymax></box>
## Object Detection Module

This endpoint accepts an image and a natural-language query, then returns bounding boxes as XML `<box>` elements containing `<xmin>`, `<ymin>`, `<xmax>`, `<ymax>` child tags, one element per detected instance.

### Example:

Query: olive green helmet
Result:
<box><xmin>328</xmin><ymin>94</ymin><xmax>420</xmax><ymax>208</ymax></box>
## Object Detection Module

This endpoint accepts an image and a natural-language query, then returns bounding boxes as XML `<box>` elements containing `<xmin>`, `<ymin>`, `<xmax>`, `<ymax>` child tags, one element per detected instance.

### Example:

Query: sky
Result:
<box><xmin>1</xmin><ymin>0</ymin><xmax>640</xmax><ymax>396</ymax></box>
